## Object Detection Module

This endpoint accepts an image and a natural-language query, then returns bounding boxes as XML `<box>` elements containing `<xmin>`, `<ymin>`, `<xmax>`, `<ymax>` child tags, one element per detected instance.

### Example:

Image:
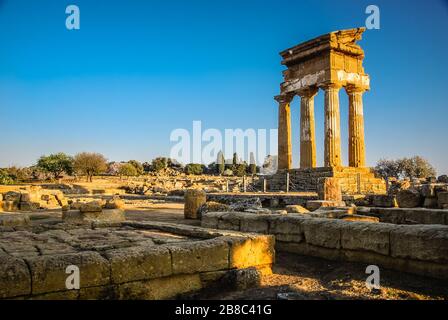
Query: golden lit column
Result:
<box><xmin>346</xmin><ymin>86</ymin><xmax>366</xmax><ymax>167</ymax></box>
<box><xmin>275</xmin><ymin>94</ymin><xmax>294</xmax><ymax>170</ymax></box>
<box><xmin>322</xmin><ymin>84</ymin><xmax>342</xmax><ymax>167</ymax></box>
<box><xmin>297</xmin><ymin>87</ymin><xmax>318</xmax><ymax>168</ymax></box>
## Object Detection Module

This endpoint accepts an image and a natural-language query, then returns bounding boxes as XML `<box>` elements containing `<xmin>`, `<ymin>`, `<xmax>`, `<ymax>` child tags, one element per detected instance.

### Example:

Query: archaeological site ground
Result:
<box><xmin>1</xmin><ymin>0</ymin><xmax>447</xmax><ymax>317</ymax></box>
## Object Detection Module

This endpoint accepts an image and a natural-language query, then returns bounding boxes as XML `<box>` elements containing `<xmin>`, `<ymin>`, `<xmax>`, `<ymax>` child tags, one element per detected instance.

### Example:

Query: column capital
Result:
<box><xmin>320</xmin><ymin>83</ymin><xmax>342</xmax><ymax>91</ymax></box>
<box><xmin>274</xmin><ymin>93</ymin><xmax>294</xmax><ymax>104</ymax></box>
<box><xmin>296</xmin><ymin>86</ymin><xmax>318</xmax><ymax>99</ymax></box>
<box><xmin>345</xmin><ymin>85</ymin><xmax>366</xmax><ymax>95</ymax></box>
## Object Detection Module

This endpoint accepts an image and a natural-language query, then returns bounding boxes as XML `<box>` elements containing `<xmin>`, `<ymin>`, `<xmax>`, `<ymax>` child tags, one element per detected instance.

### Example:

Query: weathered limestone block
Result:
<box><xmin>371</xmin><ymin>194</ymin><xmax>397</xmax><ymax>207</ymax></box>
<box><xmin>0</xmin><ymin>254</ymin><xmax>31</xmax><ymax>298</ymax></box>
<box><xmin>105</xmin><ymin>246</ymin><xmax>171</xmax><ymax>284</ymax></box>
<box><xmin>217</xmin><ymin>212</ymin><xmax>241</xmax><ymax>231</ymax></box>
<box><xmin>20</xmin><ymin>191</ymin><xmax>40</xmax><ymax>203</ymax></box>
<box><xmin>423</xmin><ymin>197</ymin><xmax>438</xmax><ymax>209</ymax></box>
<box><xmin>117</xmin><ymin>274</ymin><xmax>202</xmax><ymax>300</ymax></box>
<box><xmin>239</xmin><ymin>215</ymin><xmax>270</xmax><ymax>234</ymax></box>
<box><xmin>3</xmin><ymin>191</ymin><xmax>22</xmax><ymax>202</ymax></box>
<box><xmin>0</xmin><ymin>213</ymin><xmax>30</xmax><ymax>227</ymax></box>
<box><xmin>340</xmin><ymin>214</ymin><xmax>379</xmax><ymax>223</ymax></box>
<box><xmin>317</xmin><ymin>177</ymin><xmax>342</xmax><ymax>201</ymax></box>
<box><xmin>221</xmin><ymin>267</ymin><xmax>262</xmax><ymax>290</ymax></box>
<box><xmin>269</xmin><ymin>215</ymin><xmax>306</xmax><ymax>243</ymax></box>
<box><xmin>390</xmin><ymin>225</ymin><xmax>448</xmax><ymax>263</ymax></box>
<box><xmin>396</xmin><ymin>189</ymin><xmax>423</xmax><ymax>208</ymax></box>
<box><xmin>404</xmin><ymin>208</ymin><xmax>446</xmax><ymax>225</ymax></box>
<box><xmin>19</xmin><ymin>201</ymin><xmax>40</xmax><ymax>211</ymax></box>
<box><xmin>225</xmin><ymin>235</ymin><xmax>275</xmax><ymax>269</ymax></box>
<box><xmin>306</xmin><ymin>200</ymin><xmax>345</xmax><ymax>211</ymax></box>
<box><xmin>79</xmin><ymin>201</ymin><xmax>103</xmax><ymax>213</ymax></box>
<box><xmin>200</xmin><ymin>212</ymin><xmax>224</xmax><ymax>229</ymax></box>
<box><xmin>341</xmin><ymin>222</ymin><xmax>396</xmax><ymax>255</ymax></box>
<box><xmin>198</xmin><ymin>201</ymin><xmax>230</xmax><ymax>216</ymax></box>
<box><xmin>184</xmin><ymin>189</ymin><xmax>206</xmax><ymax>219</ymax></box>
<box><xmin>285</xmin><ymin>205</ymin><xmax>309</xmax><ymax>214</ymax></box>
<box><xmin>303</xmin><ymin>218</ymin><xmax>344</xmax><ymax>249</ymax></box>
<box><xmin>104</xmin><ymin>196</ymin><xmax>125</xmax><ymax>210</ymax></box>
<box><xmin>168</xmin><ymin>239</ymin><xmax>229</xmax><ymax>274</ymax></box>
<box><xmin>63</xmin><ymin>209</ymin><xmax>125</xmax><ymax>224</ymax></box>
<box><xmin>2</xmin><ymin>200</ymin><xmax>20</xmax><ymax>212</ymax></box>
<box><xmin>25</xmin><ymin>251</ymin><xmax>110</xmax><ymax>295</ymax></box>
<box><xmin>229</xmin><ymin>197</ymin><xmax>262</xmax><ymax>212</ymax></box>
<box><xmin>438</xmin><ymin>192</ymin><xmax>448</xmax><ymax>209</ymax></box>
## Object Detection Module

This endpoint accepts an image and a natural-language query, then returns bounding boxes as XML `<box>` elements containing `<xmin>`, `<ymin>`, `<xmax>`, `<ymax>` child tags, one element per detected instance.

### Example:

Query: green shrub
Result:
<box><xmin>128</xmin><ymin>160</ymin><xmax>144</xmax><ymax>175</ymax></box>
<box><xmin>232</xmin><ymin>163</ymin><xmax>247</xmax><ymax>177</ymax></box>
<box><xmin>151</xmin><ymin>157</ymin><xmax>169</xmax><ymax>172</ymax></box>
<box><xmin>184</xmin><ymin>163</ymin><xmax>204</xmax><ymax>175</ymax></box>
<box><xmin>0</xmin><ymin>169</ymin><xmax>15</xmax><ymax>185</ymax></box>
<box><xmin>118</xmin><ymin>163</ymin><xmax>139</xmax><ymax>177</ymax></box>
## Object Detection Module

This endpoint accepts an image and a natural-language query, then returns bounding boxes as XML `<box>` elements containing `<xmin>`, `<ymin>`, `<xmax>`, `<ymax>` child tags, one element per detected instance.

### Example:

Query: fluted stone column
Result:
<box><xmin>323</xmin><ymin>84</ymin><xmax>342</xmax><ymax>167</ymax></box>
<box><xmin>347</xmin><ymin>87</ymin><xmax>366</xmax><ymax>167</ymax></box>
<box><xmin>275</xmin><ymin>94</ymin><xmax>293</xmax><ymax>170</ymax></box>
<box><xmin>297</xmin><ymin>87</ymin><xmax>318</xmax><ymax>168</ymax></box>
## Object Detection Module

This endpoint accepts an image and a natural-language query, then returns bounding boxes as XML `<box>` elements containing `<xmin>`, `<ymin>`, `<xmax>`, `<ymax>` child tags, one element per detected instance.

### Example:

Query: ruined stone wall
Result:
<box><xmin>202</xmin><ymin>212</ymin><xmax>448</xmax><ymax>280</ymax></box>
<box><xmin>0</xmin><ymin>221</ymin><xmax>274</xmax><ymax>300</ymax></box>
<box><xmin>363</xmin><ymin>207</ymin><xmax>448</xmax><ymax>225</ymax></box>
<box><xmin>267</xmin><ymin>167</ymin><xmax>386</xmax><ymax>194</ymax></box>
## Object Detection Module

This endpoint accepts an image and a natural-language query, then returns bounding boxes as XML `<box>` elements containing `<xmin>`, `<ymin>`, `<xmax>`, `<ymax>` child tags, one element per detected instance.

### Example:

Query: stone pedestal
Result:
<box><xmin>298</xmin><ymin>88</ymin><xmax>318</xmax><ymax>168</ymax></box>
<box><xmin>184</xmin><ymin>189</ymin><xmax>207</xmax><ymax>219</ymax></box>
<box><xmin>323</xmin><ymin>84</ymin><xmax>342</xmax><ymax>167</ymax></box>
<box><xmin>347</xmin><ymin>87</ymin><xmax>366</xmax><ymax>167</ymax></box>
<box><xmin>317</xmin><ymin>177</ymin><xmax>342</xmax><ymax>201</ymax></box>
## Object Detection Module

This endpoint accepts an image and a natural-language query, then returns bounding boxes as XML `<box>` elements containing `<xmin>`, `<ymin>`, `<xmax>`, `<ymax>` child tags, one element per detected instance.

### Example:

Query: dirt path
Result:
<box><xmin>199</xmin><ymin>252</ymin><xmax>448</xmax><ymax>300</ymax></box>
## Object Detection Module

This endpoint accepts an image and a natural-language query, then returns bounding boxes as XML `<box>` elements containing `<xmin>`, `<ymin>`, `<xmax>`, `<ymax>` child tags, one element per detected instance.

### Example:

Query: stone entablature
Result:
<box><xmin>276</xmin><ymin>28</ymin><xmax>368</xmax><ymax>170</ymax></box>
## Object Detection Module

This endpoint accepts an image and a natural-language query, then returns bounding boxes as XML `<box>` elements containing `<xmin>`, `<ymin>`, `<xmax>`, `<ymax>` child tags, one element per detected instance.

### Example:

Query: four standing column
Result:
<box><xmin>347</xmin><ymin>87</ymin><xmax>366</xmax><ymax>167</ymax></box>
<box><xmin>276</xmin><ymin>84</ymin><xmax>365</xmax><ymax>169</ymax></box>
<box><xmin>275</xmin><ymin>94</ymin><xmax>293</xmax><ymax>170</ymax></box>
<box><xmin>322</xmin><ymin>84</ymin><xmax>342</xmax><ymax>167</ymax></box>
<box><xmin>297</xmin><ymin>87</ymin><xmax>318</xmax><ymax>168</ymax></box>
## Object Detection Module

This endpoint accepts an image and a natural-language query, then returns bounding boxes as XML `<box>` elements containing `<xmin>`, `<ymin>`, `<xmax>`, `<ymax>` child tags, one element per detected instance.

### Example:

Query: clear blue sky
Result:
<box><xmin>1</xmin><ymin>0</ymin><xmax>447</xmax><ymax>173</ymax></box>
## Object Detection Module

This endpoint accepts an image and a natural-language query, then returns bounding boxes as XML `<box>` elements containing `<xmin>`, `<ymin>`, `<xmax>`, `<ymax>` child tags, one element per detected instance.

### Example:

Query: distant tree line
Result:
<box><xmin>0</xmin><ymin>150</ymin><xmax>262</xmax><ymax>184</ymax></box>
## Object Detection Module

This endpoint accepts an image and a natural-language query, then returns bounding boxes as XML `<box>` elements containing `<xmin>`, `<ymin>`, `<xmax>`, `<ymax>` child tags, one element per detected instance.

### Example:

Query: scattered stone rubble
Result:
<box><xmin>353</xmin><ymin>176</ymin><xmax>448</xmax><ymax>209</ymax></box>
<box><xmin>0</xmin><ymin>186</ymin><xmax>68</xmax><ymax>212</ymax></box>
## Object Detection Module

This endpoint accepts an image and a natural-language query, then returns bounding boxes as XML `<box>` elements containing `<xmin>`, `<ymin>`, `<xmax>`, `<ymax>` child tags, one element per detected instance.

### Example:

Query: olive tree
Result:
<box><xmin>74</xmin><ymin>152</ymin><xmax>107</xmax><ymax>182</ymax></box>
<box><xmin>36</xmin><ymin>153</ymin><xmax>74</xmax><ymax>180</ymax></box>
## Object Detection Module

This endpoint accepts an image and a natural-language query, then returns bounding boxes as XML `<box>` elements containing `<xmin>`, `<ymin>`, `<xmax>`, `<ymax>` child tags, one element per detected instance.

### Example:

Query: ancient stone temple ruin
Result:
<box><xmin>269</xmin><ymin>28</ymin><xmax>386</xmax><ymax>194</ymax></box>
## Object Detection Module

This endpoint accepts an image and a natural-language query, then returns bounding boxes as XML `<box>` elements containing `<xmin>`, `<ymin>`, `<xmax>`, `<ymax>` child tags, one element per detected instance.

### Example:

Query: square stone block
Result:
<box><xmin>340</xmin><ymin>222</ymin><xmax>396</xmax><ymax>255</ymax></box>
<box><xmin>390</xmin><ymin>225</ymin><xmax>448</xmax><ymax>263</ymax></box>
<box><xmin>438</xmin><ymin>192</ymin><xmax>448</xmax><ymax>208</ymax></box>
<box><xmin>302</xmin><ymin>218</ymin><xmax>344</xmax><ymax>249</ymax></box>
<box><xmin>226</xmin><ymin>235</ymin><xmax>275</xmax><ymax>269</ymax></box>
<box><xmin>0</xmin><ymin>254</ymin><xmax>31</xmax><ymax>298</ymax></box>
<box><xmin>105</xmin><ymin>246</ymin><xmax>172</xmax><ymax>284</ymax></box>
<box><xmin>167</xmin><ymin>239</ymin><xmax>229</xmax><ymax>274</ymax></box>
<box><xmin>268</xmin><ymin>215</ymin><xmax>306</xmax><ymax>243</ymax></box>
<box><xmin>239</xmin><ymin>215</ymin><xmax>269</xmax><ymax>234</ymax></box>
<box><xmin>26</xmin><ymin>251</ymin><xmax>110</xmax><ymax>295</ymax></box>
